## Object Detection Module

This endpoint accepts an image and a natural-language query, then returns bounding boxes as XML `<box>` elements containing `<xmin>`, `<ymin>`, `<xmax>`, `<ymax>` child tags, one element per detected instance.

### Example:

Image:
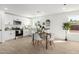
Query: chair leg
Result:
<box><xmin>52</xmin><ymin>41</ymin><xmax>55</xmax><ymax>47</ymax></box>
<box><xmin>35</xmin><ymin>40</ymin><xmax>44</xmax><ymax>49</ymax></box>
<box><xmin>32</xmin><ymin>40</ymin><xmax>45</xmax><ymax>49</ymax></box>
<box><xmin>32</xmin><ymin>40</ymin><xmax>38</xmax><ymax>47</ymax></box>
<box><xmin>34</xmin><ymin>40</ymin><xmax>40</xmax><ymax>46</ymax></box>
<box><xmin>32</xmin><ymin>40</ymin><xmax>34</xmax><ymax>45</ymax></box>
<box><xmin>50</xmin><ymin>41</ymin><xmax>52</xmax><ymax>46</ymax></box>
<box><xmin>32</xmin><ymin>41</ymin><xmax>35</xmax><ymax>47</ymax></box>
<box><xmin>49</xmin><ymin>41</ymin><xmax>55</xmax><ymax>47</ymax></box>
<box><xmin>40</xmin><ymin>40</ymin><xmax>44</xmax><ymax>49</ymax></box>
<box><xmin>37</xmin><ymin>40</ymin><xmax>40</xmax><ymax>46</ymax></box>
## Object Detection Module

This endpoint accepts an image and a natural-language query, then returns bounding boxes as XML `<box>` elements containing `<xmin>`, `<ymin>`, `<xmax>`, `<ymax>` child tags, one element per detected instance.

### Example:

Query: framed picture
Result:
<box><xmin>45</xmin><ymin>19</ymin><xmax>50</xmax><ymax>30</ymax></box>
<box><xmin>46</xmin><ymin>19</ymin><xmax>50</xmax><ymax>26</ymax></box>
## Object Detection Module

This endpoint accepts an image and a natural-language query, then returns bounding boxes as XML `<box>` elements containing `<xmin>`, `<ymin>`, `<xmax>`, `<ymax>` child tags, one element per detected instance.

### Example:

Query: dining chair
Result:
<box><xmin>33</xmin><ymin>32</ymin><xmax>44</xmax><ymax>48</ymax></box>
<box><xmin>47</xmin><ymin>33</ymin><xmax>55</xmax><ymax>47</ymax></box>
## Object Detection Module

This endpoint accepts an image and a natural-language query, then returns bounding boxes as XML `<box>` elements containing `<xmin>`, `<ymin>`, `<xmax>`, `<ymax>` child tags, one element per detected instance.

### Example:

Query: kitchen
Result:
<box><xmin>0</xmin><ymin>10</ymin><xmax>32</xmax><ymax>42</ymax></box>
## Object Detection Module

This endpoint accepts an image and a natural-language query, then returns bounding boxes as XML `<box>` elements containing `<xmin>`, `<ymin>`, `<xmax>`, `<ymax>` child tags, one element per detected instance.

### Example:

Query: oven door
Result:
<box><xmin>15</xmin><ymin>29</ymin><xmax>23</xmax><ymax>36</ymax></box>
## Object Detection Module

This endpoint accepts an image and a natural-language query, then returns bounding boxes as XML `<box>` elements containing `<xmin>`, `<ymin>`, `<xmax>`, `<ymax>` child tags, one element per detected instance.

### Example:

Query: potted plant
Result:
<box><xmin>63</xmin><ymin>22</ymin><xmax>71</xmax><ymax>41</ymax></box>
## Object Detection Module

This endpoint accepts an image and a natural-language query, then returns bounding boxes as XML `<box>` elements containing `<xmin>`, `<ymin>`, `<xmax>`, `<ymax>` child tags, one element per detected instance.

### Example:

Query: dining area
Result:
<box><xmin>32</xmin><ymin>20</ymin><xmax>55</xmax><ymax>50</ymax></box>
<box><xmin>32</xmin><ymin>31</ymin><xmax>55</xmax><ymax>50</ymax></box>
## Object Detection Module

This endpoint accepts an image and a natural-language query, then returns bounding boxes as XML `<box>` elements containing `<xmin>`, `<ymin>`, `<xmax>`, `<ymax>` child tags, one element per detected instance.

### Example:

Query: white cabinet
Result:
<box><xmin>4</xmin><ymin>30</ymin><xmax>15</xmax><ymax>41</ymax></box>
<box><xmin>0</xmin><ymin>31</ymin><xmax>1</xmax><ymax>42</ymax></box>
<box><xmin>0</xmin><ymin>15</ymin><xmax>2</xmax><ymax>42</ymax></box>
<box><xmin>5</xmin><ymin>14</ymin><xmax>13</xmax><ymax>25</ymax></box>
<box><xmin>9</xmin><ymin>30</ymin><xmax>15</xmax><ymax>40</ymax></box>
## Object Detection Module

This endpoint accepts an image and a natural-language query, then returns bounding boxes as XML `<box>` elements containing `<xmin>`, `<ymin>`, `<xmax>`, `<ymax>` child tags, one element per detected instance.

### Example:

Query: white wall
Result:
<box><xmin>0</xmin><ymin>10</ymin><xmax>5</xmax><ymax>42</ymax></box>
<box><xmin>33</xmin><ymin>10</ymin><xmax>79</xmax><ymax>41</ymax></box>
<box><xmin>0</xmin><ymin>14</ymin><xmax>2</xmax><ymax>42</ymax></box>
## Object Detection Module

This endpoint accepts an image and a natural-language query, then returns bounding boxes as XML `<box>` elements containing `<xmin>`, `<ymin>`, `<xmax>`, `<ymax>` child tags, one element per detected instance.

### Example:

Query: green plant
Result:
<box><xmin>63</xmin><ymin>22</ymin><xmax>71</xmax><ymax>30</ymax></box>
<box><xmin>63</xmin><ymin>22</ymin><xmax>71</xmax><ymax>41</ymax></box>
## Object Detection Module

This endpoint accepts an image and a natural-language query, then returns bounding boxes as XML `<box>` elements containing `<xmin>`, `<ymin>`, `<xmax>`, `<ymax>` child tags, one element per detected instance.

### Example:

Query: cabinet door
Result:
<box><xmin>0</xmin><ymin>15</ymin><xmax>2</xmax><ymax>42</ymax></box>
<box><xmin>10</xmin><ymin>30</ymin><xmax>15</xmax><ymax>39</ymax></box>
<box><xmin>5</xmin><ymin>14</ymin><xmax>13</xmax><ymax>25</ymax></box>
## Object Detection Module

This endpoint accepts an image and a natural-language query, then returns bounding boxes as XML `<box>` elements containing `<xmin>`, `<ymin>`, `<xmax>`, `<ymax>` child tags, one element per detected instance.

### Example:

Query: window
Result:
<box><xmin>69</xmin><ymin>16</ymin><xmax>79</xmax><ymax>31</ymax></box>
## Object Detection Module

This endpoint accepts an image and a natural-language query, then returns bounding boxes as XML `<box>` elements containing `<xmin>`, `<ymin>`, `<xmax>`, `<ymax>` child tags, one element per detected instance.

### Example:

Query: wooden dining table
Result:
<box><xmin>32</xmin><ymin>32</ymin><xmax>51</xmax><ymax>50</ymax></box>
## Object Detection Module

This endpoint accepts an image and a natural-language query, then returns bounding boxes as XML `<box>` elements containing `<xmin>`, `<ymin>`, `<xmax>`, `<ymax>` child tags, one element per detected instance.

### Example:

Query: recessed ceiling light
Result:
<box><xmin>4</xmin><ymin>8</ymin><xmax>8</xmax><ymax>10</ymax></box>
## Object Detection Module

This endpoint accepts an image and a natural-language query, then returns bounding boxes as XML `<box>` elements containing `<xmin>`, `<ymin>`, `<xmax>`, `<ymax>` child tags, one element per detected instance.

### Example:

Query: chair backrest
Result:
<box><xmin>31</xmin><ymin>28</ymin><xmax>37</xmax><ymax>34</ymax></box>
<box><xmin>34</xmin><ymin>33</ymin><xmax>42</xmax><ymax>40</ymax></box>
<box><xmin>49</xmin><ymin>33</ymin><xmax>55</xmax><ymax>40</ymax></box>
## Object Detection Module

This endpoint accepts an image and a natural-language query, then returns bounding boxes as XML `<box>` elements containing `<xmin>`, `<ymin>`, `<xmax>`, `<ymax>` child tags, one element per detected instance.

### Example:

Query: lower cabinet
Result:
<box><xmin>0</xmin><ymin>31</ymin><xmax>2</xmax><ymax>42</ymax></box>
<box><xmin>4</xmin><ymin>30</ymin><xmax>15</xmax><ymax>41</ymax></box>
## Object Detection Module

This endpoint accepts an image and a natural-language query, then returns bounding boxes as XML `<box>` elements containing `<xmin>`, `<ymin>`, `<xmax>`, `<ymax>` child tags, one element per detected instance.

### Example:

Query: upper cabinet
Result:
<box><xmin>5</xmin><ymin>14</ymin><xmax>13</xmax><ymax>25</ymax></box>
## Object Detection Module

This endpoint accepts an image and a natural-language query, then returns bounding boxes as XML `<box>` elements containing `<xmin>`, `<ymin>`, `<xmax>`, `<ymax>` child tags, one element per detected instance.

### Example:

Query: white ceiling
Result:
<box><xmin>0</xmin><ymin>4</ymin><xmax>79</xmax><ymax>17</ymax></box>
